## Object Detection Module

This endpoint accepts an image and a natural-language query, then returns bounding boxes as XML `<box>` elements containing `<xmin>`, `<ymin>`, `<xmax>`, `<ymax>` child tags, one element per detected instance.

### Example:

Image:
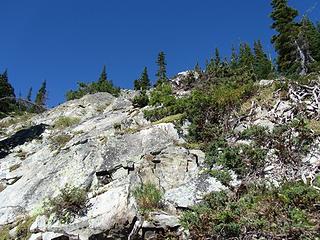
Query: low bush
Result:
<box><xmin>207</xmin><ymin>169</ymin><xmax>232</xmax><ymax>186</ymax></box>
<box><xmin>180</xmin><ymin>181</ymin><xmax>320</xmax><ymax>239</ymax></box>
<box><xmin>133</xmin><ymin>182</ymin><xmax>163</xmax><ymax>214</ymax></box>
<box><xmin>45</xmin><ymin>184</ymin><xmax>88</xmax><ymax>223</ymax></box>
<box><xmin>132</xmin><ymin>91</ymin><xmax>149</xmax><ymax>108</ymax></box>
<box><xmin>16</xmin><ymin>216</ymin><xmax>36</xmax><ymax>240</ymax></box>
<box><xmin>54</xmin><ymin>116</ymin><xmax>80</xmax><ymax>129</ymax></box>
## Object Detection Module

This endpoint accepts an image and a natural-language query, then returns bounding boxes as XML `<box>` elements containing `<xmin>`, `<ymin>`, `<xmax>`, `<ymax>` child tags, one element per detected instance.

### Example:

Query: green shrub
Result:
<box><xmin>180</xmin><ymin>181</ymin><xmax>320</xmax><ymax>239</ymax></box>
<box><xmin>132</xmin><ymin>91</ymin><xmax>149</xmax><ymax>108</ymax></box>
<box><xmin>208</xmin><ymin>169</ymin><xmax>232</xmax><ymax>186</ymax></box>
<box><xmin>149</xmin><ymin>83</ymin><xmax>175</xmax><ymax>107</ymax></box>
<box><xmin>240</xmin><ymin>125</ymin><xmax>269</xmax><ymax>146</ymax></box>
<box><xmin>0</xmin><ymin>226</ymin><xmax>10</xmax><ymax>240</ymax></box>
<box><xmin>16</xmin><ymin>216</ymin><xmax>36</xmax><ymax>240</ymax></box>
<box><xmin>133</xmin><ymin>182</ymin><xmax>163</xmax><ymax>214</ymax></box>
<box><xmin>54</xmin><ymin>116</ymin><xmax>80</xmax><ymax>129</ymax></box>
<box><xmin>50</xmin><ymin>134</ymin><xmax>73</xmax><ymax>149</ymax></box>
<box><xmin>45</xmin><ymin>184</ymin><xmax>88</xmax><ymax>223</ymax></box>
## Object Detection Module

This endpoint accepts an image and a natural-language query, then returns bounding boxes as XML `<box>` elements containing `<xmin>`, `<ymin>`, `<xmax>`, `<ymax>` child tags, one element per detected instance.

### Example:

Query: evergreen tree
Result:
<box><xmin>239</xmin><ymin>43</ymin><xmax>255</xmax><ymax>69</ymax></box>
<box><xmin>215</xmin><ymin>48</ymin><xmax>221</xmax><ymax>65</ymax></box>
<box><xmin>98</xmin><ymin>65</ymin><xmax>108</xmax><ymax>83</ymax></box>
<box><xmin>300</xmin><ymin>17</ymin><xmax>320</xmax><ymax>62</ymax></box>
<box><xmin>270</xmin><ymin>0</ymin><xmax>299</xmax><ymax>74</ymax></box>
<box><xmin>0</xmin><ymin>70</ymin><xmax>16</xmax><ymax>113</ymax></box>
<box><xmin>194</xmin><ymin>62</ymin><xmax>202</xmax><ymax>73</ymax></box>
<box><xmin>27</xmin><ymin>87</ymin><xmax>32</xmax><ymax>102</ymax></box>
<box><xmin>134</xmin><ymin>67</ymin><xmax>151</xmax><ymax>91</ymax></box>
<box><xmin>35</xmin><ymin>80</ymin><xmax>47</xmax><ymax>107</ymax></box>
<box><xmin>230</xmin><ymin>46</ymin><xmax>239</xmax><ymax>69</ymax></box>
<box><xmin>253</xmin><ymin>40</ymin><xmax>273</xmax><ymax>79</ymax></box>
<box><xmin>155</xmin><ymin>51</ymin><xmax>168</xmax><ymax>86</ymax></box>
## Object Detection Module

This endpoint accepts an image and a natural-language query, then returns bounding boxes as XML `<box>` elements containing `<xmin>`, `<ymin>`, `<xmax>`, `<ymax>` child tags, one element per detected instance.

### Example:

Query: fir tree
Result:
<box><xmin>27</xmin><ymin>87</ymin><xmax>32</xmax><ymax>102</ymax></box>
<box><xmin>300</xmin><ymin>17</ymin><xmax>320</xmax><ymax>62</ymax></box>
<box><xmin>194</xmin><ymin>62</ymin><xmax>202</xmax><ymax>73</ymax></box>
<box><xmin>98</xmin><ymin>65</ymin><xmax>108</xmax><ymax>83</ymax></box>
<box><xmin>239</xmin><ymin>43</ymin><xmax>255</xmax><ymax>69</ymax></box>
<box><xmin>134</xmin><ymin>67</ymin><xmax>151</xmax><ymax>91</ymax></box>
<box><xmin>0</xmin><ymin>70</ymin><xmax>16</xmax><ymax>113</ymax></box>
<box><xmin>270</xmin><ymin>0</ymin><xmax>299</xmax><ymax>74</ymax></box>
<box><xmin>253</xmin><ymin>40</ymin><xmax>273</xmax><ymax>79</ymax></box>
<box><xmin>155</xmin><ymin>51</ymin><xmax>168</xmax><ymax>86</ymax></box>
<box><xmin>215</xmin><ymin>48</ymin><xmax>221</xmax><ymax>65</ymax></box>
<box><xmin>35</xmin><ymin>80</ymin><xmax>47</xmax><ymax>107</ymax></box>
<box><xmin>230</xmin><ymin>46</ymin><xmax>239</xmax><ymax>69</ymax></box>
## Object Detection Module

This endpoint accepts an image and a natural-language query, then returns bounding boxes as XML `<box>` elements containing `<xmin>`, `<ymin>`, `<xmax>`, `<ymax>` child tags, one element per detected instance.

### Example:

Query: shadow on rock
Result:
<box><xmin>0</xmin><ymin>123</ymin><xmax>48</xmax><ymax>159</ymax></box>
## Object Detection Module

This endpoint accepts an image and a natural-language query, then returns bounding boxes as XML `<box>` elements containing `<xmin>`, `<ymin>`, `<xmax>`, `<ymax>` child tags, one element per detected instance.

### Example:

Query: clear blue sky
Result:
<box><xmin>0</xmin><ymin>0</ymin><xmax>319</xmax><ymax>107</ymax></box>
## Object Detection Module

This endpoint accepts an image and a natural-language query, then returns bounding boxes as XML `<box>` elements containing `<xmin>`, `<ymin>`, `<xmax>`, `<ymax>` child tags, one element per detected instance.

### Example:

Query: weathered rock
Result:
<box><xmin>30</xmin><ymin>215</ymin><xmax>48</xmax><ymax>233</ymax></box>
<box><xmin>28</xmin><ymin>233</ymin><xmax>42</xmax><ymax>240</ymax></box>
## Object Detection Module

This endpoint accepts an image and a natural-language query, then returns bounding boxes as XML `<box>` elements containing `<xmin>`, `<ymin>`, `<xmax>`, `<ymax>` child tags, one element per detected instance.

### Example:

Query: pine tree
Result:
<box><xmin>27</xmin><ymin>87</ymin><xmax>32</xmax><ymax>102</ymax></box>
<box><xmin>270</xmin><ymin>0</ymin><xmax>299</xmax><ymax>74</ymax></box>
<box><xmin>230</xmin><ymin>46</ymin><xmax>239</xmax><ymax>69</ymax></box>
<box><xmin>215</xmin><ymin>48</ymin><xmax>221</xmax><ymax>65</ymax></box>
<box><xmin>239</xmin><ymin>43</ymin><xmax>255</xmax><ymax>69</ymax></box>
<box><xmin>98</xmin><ymin>65</ymin><xmax>108</xmax><ymax>83</ymax></box>
<box><xmin>253</xmin><ymin>40</ymin><xmax>273</xmax><ymax>79</ymax></box>
<box><xmin>134</xmin><ymin>67</ymin><xmax>151</xmax><ymax>91</ymax></box>
<box><xmin>155</xmin><ymin>51</ymin><xmax>168</xmax><ymax>86</ymax></box>
<box><xmin>300</xmin><ymin>17</ymin><xmax>320</xmax><ymax>62</ymax></box>
<box><xmin>0</xmin><ymin>70</ymin><xmax>16</xmax><ymax>113</ymax></box>
<box><xmin>35</xmin><ymin>80</ymin><xmax>47</xmax><ymax>107</ymax></box>
<box><xmin>194</xmin><ymin>62</ymin><xmax>202</xmax><ymax>73</ymax></box>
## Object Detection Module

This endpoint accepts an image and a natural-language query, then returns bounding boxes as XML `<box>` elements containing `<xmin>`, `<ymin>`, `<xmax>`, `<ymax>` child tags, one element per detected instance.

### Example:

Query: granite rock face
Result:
<box><xmin>0</xmin><ymin>92</ymin><xmax>225</xmax><ymax>239</ymax></box>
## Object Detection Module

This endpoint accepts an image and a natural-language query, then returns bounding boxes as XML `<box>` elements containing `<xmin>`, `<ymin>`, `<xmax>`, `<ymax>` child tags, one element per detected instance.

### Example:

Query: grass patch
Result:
<box><xmin>44</xmin><ymin>184</ymin><xmax>88</xmax><ymax>223</ymax></box>
<box><xmin>0</xmin><ymin>226</ymin><xmax>10</xmax><ymax>240</ymax></box>
<box><xmin>133</xmin><ymin>182</ymin><xmax>163</xmax><ymax>214</ymax></box>
<box><xmin>0</xmin><ymin>113</ymin><xmax>34</xmax><ymax>131</ymax></box>
<box><xmin>54</xmin><ymin>116</ymin><xmax>80</xmax><ymax>129</ymax></box>
<box><xmin>306</xmin><ymin>119</ymin><xmax>320</xmax><ymax>134</ymax></box>
<box><xmin>9</xmin><ymin>163</ymin><xmax>21</xmax><ymax>172</ymax></box>
<box><xmin>50</xmin><ymin>134</ymin><xmax>73</xmax><ymax>149</ymax></box>
<box><xmin>15</xmin><ymin>216</ymin><xmax>37</xmax><ymax>240</ymax></box>
<box><xmin>152</xmin><ymin>113</ymin><xmax>185</xmax><ymax>125</ymax></box>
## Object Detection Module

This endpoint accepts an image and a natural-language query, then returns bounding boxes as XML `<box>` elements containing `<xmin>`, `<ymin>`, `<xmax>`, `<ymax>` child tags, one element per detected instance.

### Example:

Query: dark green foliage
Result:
<box><xmin>0</xmin><ymin>70</ymin><xmax>16</xmax><ymax>114</ymax></box>
<box><xmin>194</xmin><ymin>62</ymin><xmax>202</xmax><ymax>73</ymax></box>
<box><xmin>26</xmin><ymin>87</ymin><xmax>32</xmax><ymax>102</ymax></box>
<box><xmin>35</xmin><ymin>80</ymin><xmax>47</xmax><ymax>107</ymax></box>
<box><xmin>239</xmin><ymin>43</ymin><xmax>255</xmax><ymax>70</ymax></box>
<box><xmin>134</xmin><ymin>67</ymin><xmax>151</xmax><ymax>91</ymax></box>
<box><xmin>149</xmin><ymin>83</ymin><xmax>175</xmax><ymax>107</ymax></box>
<box><xmin>240</xmin><ymin>125</ymin><xmax>269</xmax><ymax>146</ymax></box>
<box><xmin>45</xmin><ymin>184</ymin><xmax>88</xmax><ymax>223</ymax></box>
<box><xmin>208</xmin><ymin>169</ymin><xmax>232</xmax><ymax>186</ymax></box>
<box><xmin>155</xmin><ymin>51</ymin><xmax>168</xmax><ymax>86</ymax></box>
<box><xmin>206</xmin><ymin>141</ymin><xmax>267</xmax><ymax>177</ymax></box>
<box><xmin>132</xmin><ymin>90</ymin><xmax>149</xmax><ymax>108</ymax></box>
<box><xmin>300</xmin><ymin>17</ymin><xmax>320</xmax><ymax>69</ymax></box>
<box><xmin>133</xmin><ymin>182</ymin><xmax>163</xmax><ymax>214</ymax></box>
<box><xmin>270</xmin><ymin>0</ymin><xmax>299</xmax><ymax>74</ymax></box>
<box><xmin>66</xmin><ymin>66</ymin><xmax>120</xmax><ymax>101</ymax></box>
<box><xmin>253</xmin><ymin>40</ymin><xmax>273</xmax><ymax>79</ymax></box>
<box><xmin>180</xmin><ymin>181</ymin><xmax>320</xmax><ymax>239</ymax></box>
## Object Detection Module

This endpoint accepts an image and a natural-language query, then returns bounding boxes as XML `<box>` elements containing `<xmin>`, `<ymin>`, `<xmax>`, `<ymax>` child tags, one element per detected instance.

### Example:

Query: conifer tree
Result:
<box><xmin>27</xmin><ymin>87</ymin><xmax>32</xmax><ymax>102</ymax></box>
<box><xmin>215</xmin><ymin>48</ymin><xmax>221</xmax><ymax>65</ymax></box>
<box><xmin>194</xmin><ymin>62</ymin><xmax>202</xmax><ymax>73</ymax></box>
<box><xmin>230</xmin><ymin>46</ymin><xmax>239</xmax><ymax>69</ymax></box>
<box><xmin>35</xmin><ymin>80</ymin><xmax>47</xmax><ymax>107</ymax></box>
<box><xmin>0</xmin><ymin>70</ymin><xmax>16</xmax><ymax>113</ymax></box>
<box><xmin>300</xmin><ymin>17</ymin><xmax>320</xmax><ymax>62</ymax></box>
<box><xmin>98</xmin><ymin>65</ymin><xmax>108</xmax><ymax>83</ymax></box>
<box><xmin>134</xmin><ymin>67</ymin><xmax>151</xmax><ymax>91</ymax></box>
<box><xmin>155</xmin><ymin>51</ymin><xmax>168</xmax><ymax>86</ymax></box>
<box><xmin>253</xmin><ymin>40</ymin><xmax>273</xmax><ymax>79</ymax></box>
<box><xmin>270</xmin><ymin>0</ymin><xmax>299</xmax><ymax>74</ymax></box>
<box><xmin>239</xmin><ymin>43</ymin><xmax>255</xmax><ymax>69</ymax></box>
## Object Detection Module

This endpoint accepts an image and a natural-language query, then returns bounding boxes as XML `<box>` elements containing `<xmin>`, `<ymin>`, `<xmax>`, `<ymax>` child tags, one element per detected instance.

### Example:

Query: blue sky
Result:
<box><xmin>0</xmin><ymin>0</ymin><xmax>319</xmax><ymax>107</ymax></box>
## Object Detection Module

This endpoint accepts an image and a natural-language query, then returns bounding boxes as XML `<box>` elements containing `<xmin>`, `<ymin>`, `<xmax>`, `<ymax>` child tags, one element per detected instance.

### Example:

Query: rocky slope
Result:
<box><xmin>0</xmin><ymin>91</ymin><xmax>227</xmax><ymax>239</ymax></box>
<box><xmin>1</xmin><ymin>76</ymin><xmax>320</xmax><ymax>239</ymax></box>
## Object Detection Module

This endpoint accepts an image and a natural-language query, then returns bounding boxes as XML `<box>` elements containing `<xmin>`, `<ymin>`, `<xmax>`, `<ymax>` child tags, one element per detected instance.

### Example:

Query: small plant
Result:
<box><xmin>113</xmin><ymin>123</ymin><xmax>121</xmax><ymax>130</ymax></box>
<box><xmin>45</xmin><ymin>184</ymin><xmax>88</xmax><ymax>223</ymax></box>
<box><xmin>0</xmin><ymin>226</ymin><xmax>10</xmax><ymax>240</ymax></box>
<box><xmin>152</xmin><ymin>113</ymin><xmax>185</xmax><ymax>125</ymax></box>
<box><xmin>16</xmin><ymin>215</ymin><xmax>36</xmax><ymax>240</ymax></box>
<box><xmin>240</xmin><ymin>125</ymin><xmax>269</xmax><ymax>146</ymax></box>
<box><xmin>9</xmin><ymin>163</ymin><xmax>21</xmax><ymax>172</ymax></box>
<box><xmin>208</xmin><ymin>169</ymin><xmax>232</xmax><ymax>186</ymax></box>
<box><xmin>54</xmin><ymin>116</ymin><xmax>80</xmax><ymax>129</ymax></box>
<box><xmin>50</xmin><ymin>134</ymin><xmax>73</xmax><ymax>149</ymax></box>
<box><xmin>132</xmin><ymin>91</ymin><xmax>149</xmax><ymax>108</ymax></box>
<box><xmin>133</xmin><ymin>182</ymin><xmax>163</xmax><ymax>214</ymax></box>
